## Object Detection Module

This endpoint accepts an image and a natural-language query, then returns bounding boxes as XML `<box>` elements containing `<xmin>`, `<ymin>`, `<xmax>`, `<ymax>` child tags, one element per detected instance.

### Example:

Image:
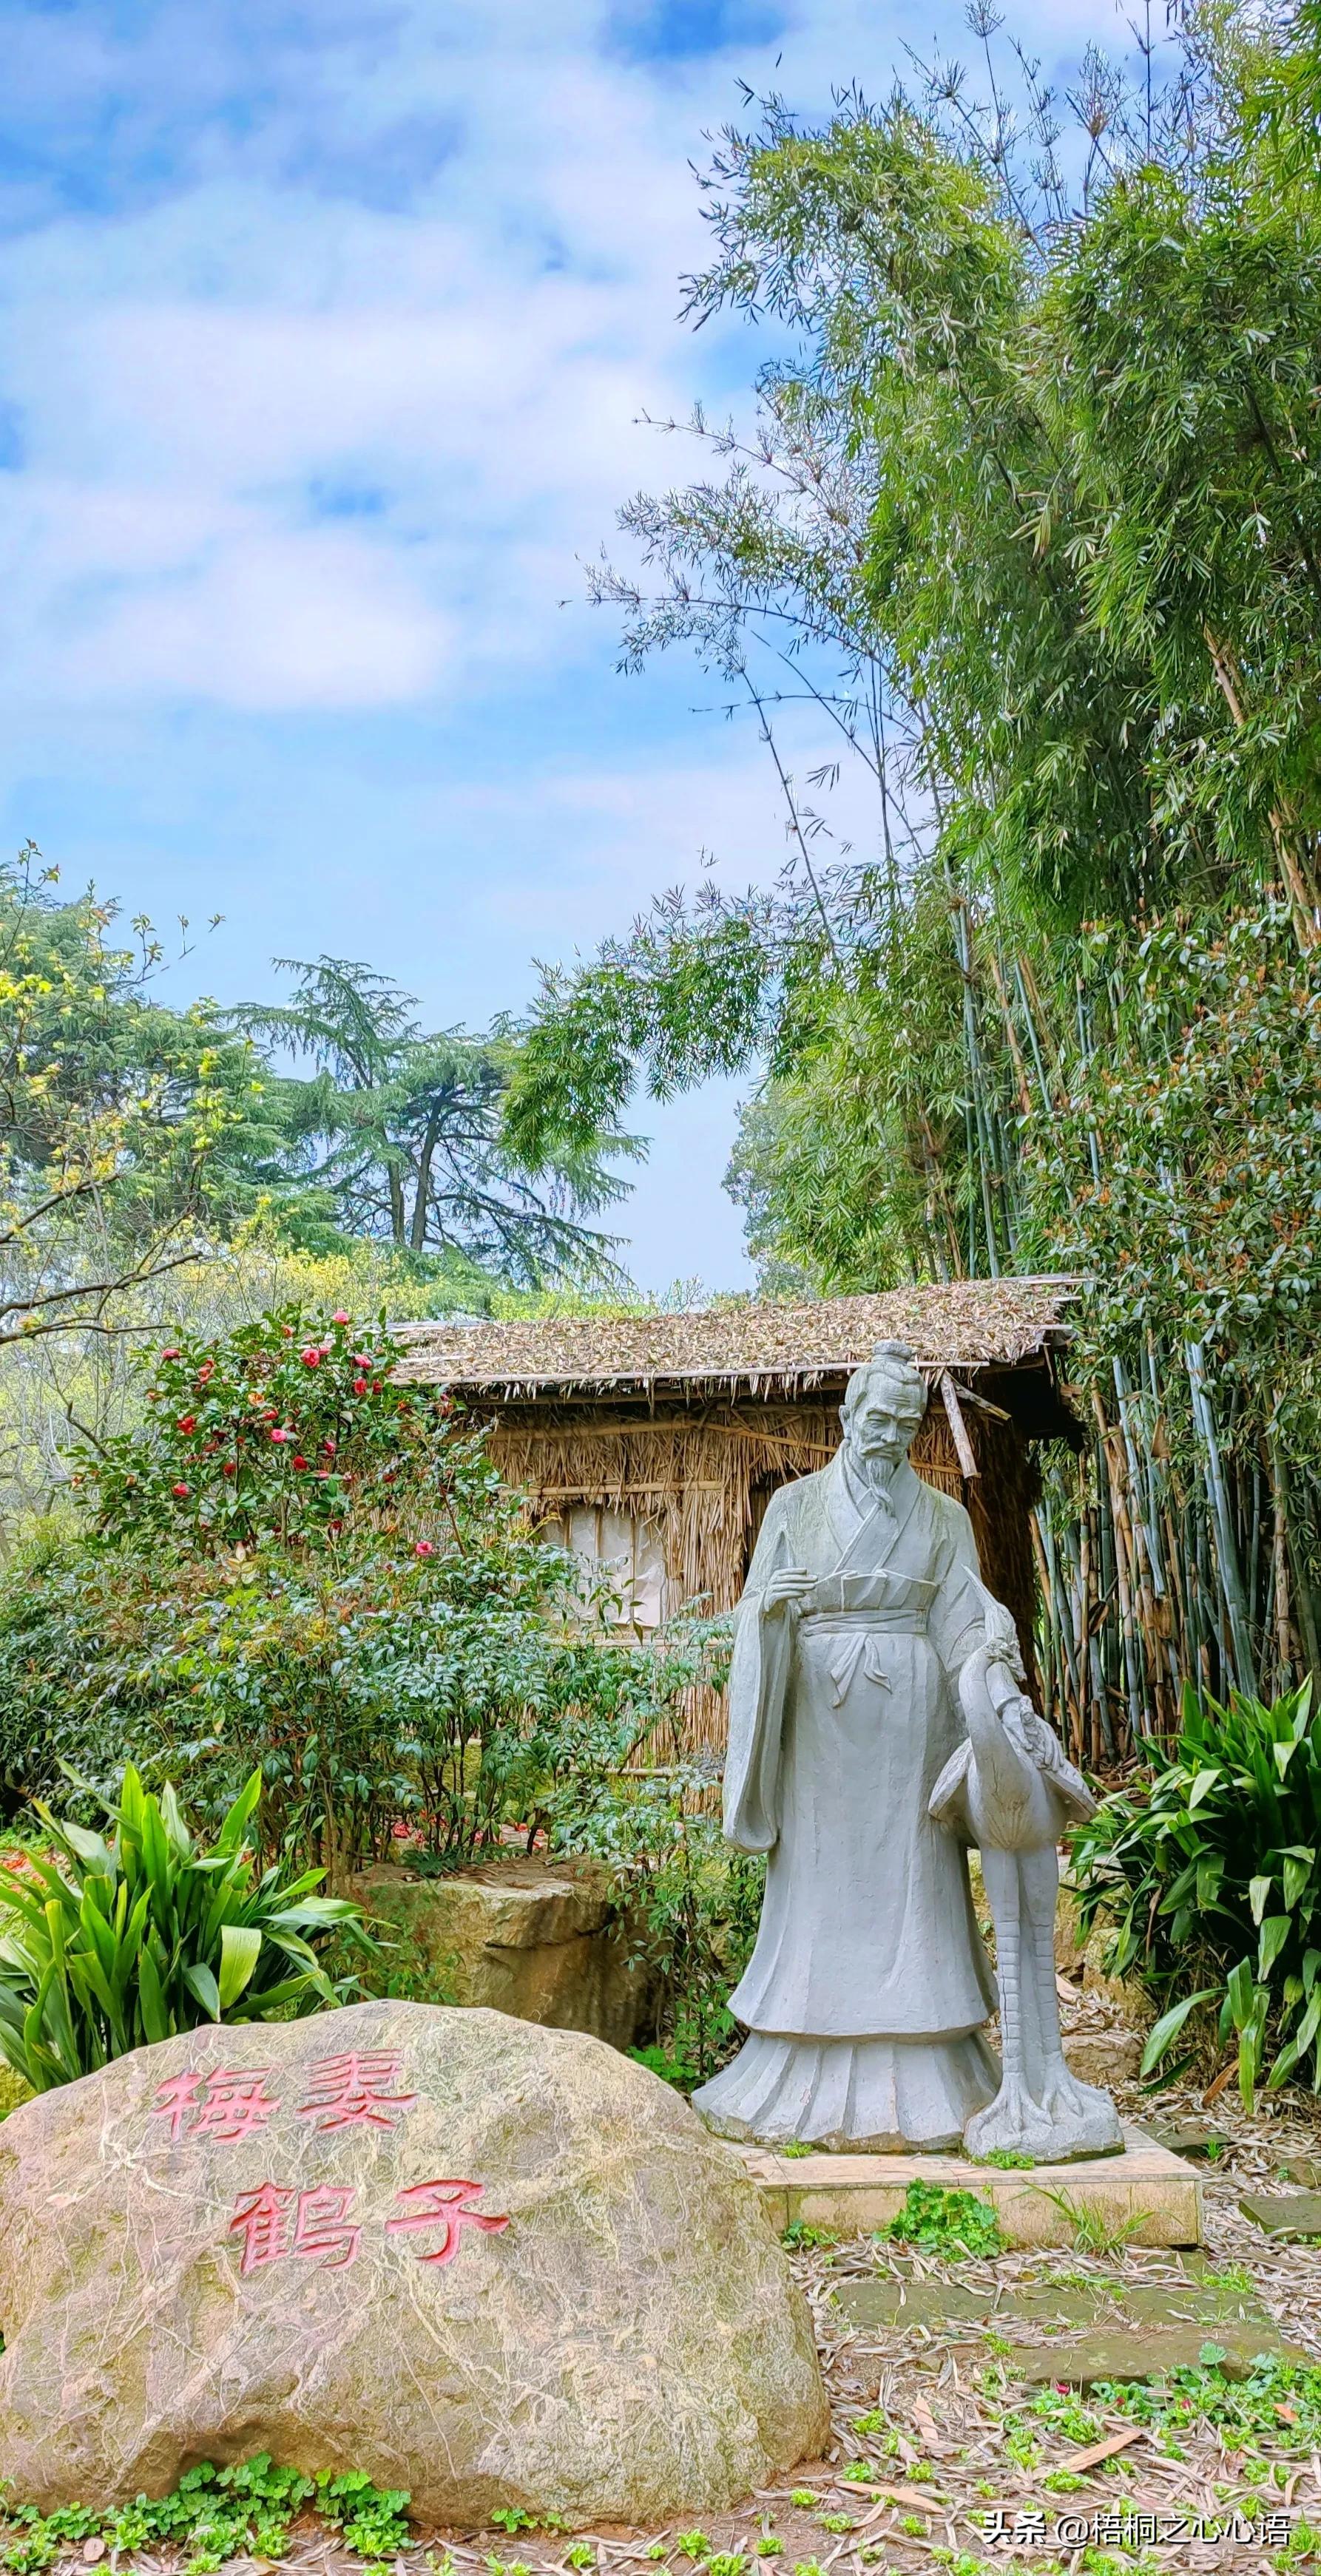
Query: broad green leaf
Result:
<box><xmin>217</xmin><ymin>1925</ymin><xmax>262</xmax><ymax>2010</ymax></box>
<box><xmin>1188</xmin><ymin>1767</ymin><xmax>1221</xmax><ymax>1810</ymax></box>
<box><xmin>1139</xmin><ymin>1989</ymin><xmax>1220</xmax><ymax>2077</ymax></box>
<box><xmin>1283</xmin><ymin>1851</ymin><xmax>1315</xmax><ymax>1910</ymax></box>
<box><xmin>1226</xmin><ymin>1958</ymin><xmax>1256</xmax><ymax>2031</ymax></box>
<box><xmin>58</xmin><ymin>1823</ymin><xmax>116</xmax><ymax>1876</ymax></box>
<box><xmin>1258</xmin><ymin>1915</ymin><xmax>1291</xmax><ymax>1977</ymax></box>
<box><xmin>136</xmin><ymin>1944</ymin><xmax>170</xmax><ymax>2046</ymax></box>
<box><xmin>1249</xmin><ymin>1875</ymin><xmax>1274</xmax><ymax>1927</ymax></box>
<box><xmin>214</xmin><ymin>1771</ymin><xmax>264</xmax><ymax>1858</ymax></box>
<box><xmin>183</xmin><ymin>1962</ymin><xmax>221</xmax><ymax>2022</ymax></box>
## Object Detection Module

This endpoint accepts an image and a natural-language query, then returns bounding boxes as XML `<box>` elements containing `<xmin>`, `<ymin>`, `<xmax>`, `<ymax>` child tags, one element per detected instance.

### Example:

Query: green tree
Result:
<box><xmin>0</xmin><ymin>846</ymin><xmax>280</xmax><ymax>1351</ymax></box>
<box><xmin>237</xmin><ymin>955</ymin><xmax>629</xmax><ymax>1287</ymax></box>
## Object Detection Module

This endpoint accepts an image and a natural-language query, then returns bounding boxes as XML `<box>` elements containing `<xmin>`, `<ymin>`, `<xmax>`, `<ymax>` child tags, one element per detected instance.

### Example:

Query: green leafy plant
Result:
<box><xmin>0</xmin><ymin>1765</ymin><xmax>367</xmax><ymax>2089</ymax></box>
<box><xmin>0</xmin><ymin>1305</ymin><xmax>728</xmax><ymax>1894</ymax></box>
<box><xmin>0</xmin><ymin>2455</ymin><xmax>409</xmax><ymax>2575</ymax></box>
<box><xmin>1072</xmin><ymin>1678</ymin><xmax>1321</xmax><ymax>2107</ymax></box>
<box><xmin>880</xmin><ymin>2181</ymin><xmax>1005</xmax><ymax>2260</ymax></box>
<box><xmin>782</xmin><ymin>2220</ymin><xmax>838</xmax><ymax>2251</ymax></box>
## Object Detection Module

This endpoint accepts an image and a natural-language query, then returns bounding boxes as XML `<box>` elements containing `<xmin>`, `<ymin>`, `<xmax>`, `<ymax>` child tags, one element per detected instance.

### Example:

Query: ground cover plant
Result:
<box><xmin>880</xmin><ymin>2183</ymin><xmax>1006</xmax><ymax>2260</ymax></box>
<box><xmin>0</xmin><ymin>2456</ymin><xmax>410</xmax><ymax>2575</ymax></box>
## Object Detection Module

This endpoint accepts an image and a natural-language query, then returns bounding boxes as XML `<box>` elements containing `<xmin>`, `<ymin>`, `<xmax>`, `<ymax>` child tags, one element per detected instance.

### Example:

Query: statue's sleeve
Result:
<box><xmin>926</xmin><ymin>1497</ymin><xmax>987</xmax><ymax>1681</ymax></box>
<box><xmin>720</xmin><ymin>1488</ymin><xmax>797</xmax><ymax>1853</ymax></box>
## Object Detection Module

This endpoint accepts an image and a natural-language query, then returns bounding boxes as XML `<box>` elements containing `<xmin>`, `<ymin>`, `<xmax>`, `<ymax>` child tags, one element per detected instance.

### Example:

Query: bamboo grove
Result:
<box><xmin>504</xmin><ymin>3</ymin><xmax>1321</xmax><ymax>1765</ymax></box>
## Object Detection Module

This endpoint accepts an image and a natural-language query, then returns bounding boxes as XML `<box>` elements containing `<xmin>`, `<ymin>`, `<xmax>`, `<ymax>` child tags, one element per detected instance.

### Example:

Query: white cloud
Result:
<box><xmin>0</xmin><ymin>0</ymin><xmax>1149</xmax><ymax>714</ymax></box>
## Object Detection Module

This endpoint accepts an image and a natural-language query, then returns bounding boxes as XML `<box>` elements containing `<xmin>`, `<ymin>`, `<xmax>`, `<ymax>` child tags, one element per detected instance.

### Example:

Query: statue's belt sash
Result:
<box><xmin>798</xmin><ymin>1602</ymin><xmax>931</xmax><ymax>1706</ymax></box>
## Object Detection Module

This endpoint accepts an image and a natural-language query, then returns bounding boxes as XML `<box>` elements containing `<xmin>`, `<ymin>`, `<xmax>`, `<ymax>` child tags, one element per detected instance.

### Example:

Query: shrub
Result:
<box><xmin>547</xmin><ymin>1731</ymin><xmax>757</xmax><ymax>2083</ymax></box>
<box><xmin>0</xmin><ymin>1306</ymin><xmax>732</xmax><ymax>1894</ymax></box>
<box><xmin>75</xmin><ymin>1306</ymin><xmax>434</xmax><ymax>1554</ymax></box>
<box><xmin>0</xmin><ymin>1766</ymin><xmax>368</xmax><ymax>2089</ymax></box>
<box><xmin>1071</xmin><ymin>1678</ymin><xmax>1321</xmax><ymax>2108</ymax></box>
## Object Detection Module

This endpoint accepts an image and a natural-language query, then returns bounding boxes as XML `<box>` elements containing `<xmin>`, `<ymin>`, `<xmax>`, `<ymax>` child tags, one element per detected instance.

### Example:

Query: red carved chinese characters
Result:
<box><xmin>291</xmin><ymin>2184</ymin><xmax>361</xmax><ymax>2268</ymax></box>
<box><xmin>385</xmin><ymin>2178</ymin><xmax>509</xmax><ymax>2265</ymax></box>
<box><xmin>229</xmin><ymin>2183</ymin><xmax>362</xmax><ymax>2273</ymax></box>
<box><xmin>152</xmin><ymin>2067</ymin><xmax>280</xmax><ymax>2143</ymax></box>
<box><xmin>295</xmin><ymin>2051</ymin><xmax>419</xmax><ymax>2132</ymax></box>
<box><xmin>150</xmin><ymin>2070</ymin><xmax>206</xmax><ymax>2141</ymax></box>
<box><xmin>229</xmin><ymin>2182</ymin><xmax>294</xmax><ymax>2273</ymax></box>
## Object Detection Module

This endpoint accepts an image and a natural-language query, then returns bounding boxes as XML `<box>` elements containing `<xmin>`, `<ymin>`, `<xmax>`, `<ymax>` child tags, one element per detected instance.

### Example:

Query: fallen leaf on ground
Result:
<box><xmin>848</xmin><ymin>2481</ymin><xmax>944</xmax><ymax>2515</ymax></box>
<box><xmin>1054</xmin><ymin>2427</ymin><xmax>1145</xmax><ymax>2475</ymax></box>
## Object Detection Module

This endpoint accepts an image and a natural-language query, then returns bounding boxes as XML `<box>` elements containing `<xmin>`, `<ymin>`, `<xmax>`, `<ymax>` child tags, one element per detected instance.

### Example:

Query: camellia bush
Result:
<box><xmin>76</xmin><ymin>1306</ymin><xmax>434</xmax><ymax>1553</ymax></box>
<box><xmin>0</xmin><ymin>1306</ymin><xmax>728</xmax><ymax>1894</ymax></box>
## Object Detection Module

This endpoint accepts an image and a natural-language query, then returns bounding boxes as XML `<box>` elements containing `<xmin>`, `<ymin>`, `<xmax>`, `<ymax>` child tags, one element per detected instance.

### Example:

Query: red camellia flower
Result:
<box><xmin>222</xmin><ymin>1461</ymin><xmax>237</xmax><ymax>1477</ymax></box>
<box><xmin>351</xmin><ymin>1354</ymin><xmax>371</xmax><ymax>1369</ymax></box>
<box><xmin>413</xmin><ymin>1539</ymin><xmax>435</xmax><ymax>1559</ymax></box>
<box><xmin>291</xmin><ymin>1455</ymin><xmax>309</xmax><ymax>1472</ymax></box>
<box><xmin>176</xmin><ymin>1414</ymin><xmax>197</xmax><ymax>1434</ymax></box>
<box><xmin>172</xmin><ymin>1482</ymin><xmax>189</xmax><ymax>1499</ymax></box>
<box><xmin>322</xmin><ymin>1436</ymin><xmax>336</xmax><ymax>1454</ymax></box>
<box><xmin>331</xmin><ymin>1310</ymin><xmax>350</xmax><ymax>1325</ymax></box>
<box><xmin>161</xmin><ymin>1348</ymin><xmax>181</xmax><ymax>1361</ymax></box>
<box><xmin>328</xmin><ymin>1516</ymin><xmax>345</xmax><ymax>1533</ymax></box>
<box><xmin>316</xmin><ymin>1467</ymin><xmax>331</xmax><ymax>1481</ymax></box>
<box><xmin>352</xmin><ymin>1376</ymin><xmax>368</xmax><ymax>1395</ymax></box>
<box><xmin>300</xmin><ymin>1347</ymin><xmax>320</xmax><ymax>1368</ymax></box>
<box><xmin>270</xmin><ymin>1426</ymin><xmax>292</xmax><ymax>1444</ymax></box>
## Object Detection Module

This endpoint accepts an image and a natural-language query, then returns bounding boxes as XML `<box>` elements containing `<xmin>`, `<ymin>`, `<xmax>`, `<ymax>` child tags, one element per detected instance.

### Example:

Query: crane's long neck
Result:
<box><xmin>962</xmin><ymin>1646</ymin><xmax>1036</xmax><ymax>1815</ymax></box>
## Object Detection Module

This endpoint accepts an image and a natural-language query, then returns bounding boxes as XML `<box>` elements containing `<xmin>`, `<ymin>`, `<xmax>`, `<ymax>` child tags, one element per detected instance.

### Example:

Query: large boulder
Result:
<box><xmin>0</xmin><ymin>2001</ymin><xmax>826</xmax><ymax>2520</ymax></box>
<box><xmin>351</xmin><ymin>1855</ymin><xmax>658</xmax><ymax>2050</ymax></box>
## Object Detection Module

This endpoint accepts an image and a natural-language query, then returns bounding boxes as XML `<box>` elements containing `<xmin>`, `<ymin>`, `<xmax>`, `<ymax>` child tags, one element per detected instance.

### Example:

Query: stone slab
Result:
<box><xmin>1240</xmin><ymin>2189</ymin><xmax>1321</xmax><ymax>2238</ymax></box>
<box><xmin>836</xmin><ymin>2276</ymin><xmax>1266</xmax><ymax>2333</ymax></box>
<box><xmin>1006</xmin><ymin>2321</ymin><xmax>1311</xmax><ymax>2384</ymax></box>
<box><xmin>729</xmin><ymin>2122</ymin><xmax>1200</xmax><ymax>2249</ymax></box>
<box><xmin>1149</xmin><ymin>2120</ymin><xmax>1232</xmax><ymax>2161</ymax></box>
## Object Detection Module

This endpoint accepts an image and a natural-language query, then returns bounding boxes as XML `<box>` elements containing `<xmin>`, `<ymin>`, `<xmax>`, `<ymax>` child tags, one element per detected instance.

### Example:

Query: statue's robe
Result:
<box><xmin>691</xmin><ymin>1449</ymin><xmax>1001</xmax><ymax>2151</ymax></box>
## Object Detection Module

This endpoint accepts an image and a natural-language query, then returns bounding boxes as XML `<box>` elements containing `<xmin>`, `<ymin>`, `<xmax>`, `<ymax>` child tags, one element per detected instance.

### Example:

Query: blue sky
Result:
<box><xmin>0</xmin><ymin>0</ymin><xmax>1124</xmax><ymax>1290</ymax></box>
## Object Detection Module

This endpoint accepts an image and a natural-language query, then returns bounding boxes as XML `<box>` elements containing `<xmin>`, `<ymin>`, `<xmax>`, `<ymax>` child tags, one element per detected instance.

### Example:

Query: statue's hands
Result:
<box><xmin>762</xmin><ymin>1565</ymin><xmax>816</xmax><ymax>1619</ymax></box>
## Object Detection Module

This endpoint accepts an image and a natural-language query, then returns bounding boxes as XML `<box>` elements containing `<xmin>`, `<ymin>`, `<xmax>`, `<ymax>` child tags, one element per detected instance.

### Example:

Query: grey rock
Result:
<box><xmin>0</xmin><ymin>2000</ymin><xmax>826</xmax><ymax>2517</ymax></box>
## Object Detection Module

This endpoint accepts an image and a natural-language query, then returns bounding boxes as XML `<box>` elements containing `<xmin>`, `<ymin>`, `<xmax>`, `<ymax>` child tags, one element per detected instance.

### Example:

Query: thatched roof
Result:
<box><xmin>393</xmin><ymin>1278</ymin><xmax>1075</xmax><ymax>1403</ymax></box>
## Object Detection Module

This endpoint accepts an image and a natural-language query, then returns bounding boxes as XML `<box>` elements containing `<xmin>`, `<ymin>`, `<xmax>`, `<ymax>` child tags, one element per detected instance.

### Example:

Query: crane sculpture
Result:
<box><xmin>929</xmin><ymin>1578</ymin><xmax>1124</xmax><ymax>2161</ymax></box>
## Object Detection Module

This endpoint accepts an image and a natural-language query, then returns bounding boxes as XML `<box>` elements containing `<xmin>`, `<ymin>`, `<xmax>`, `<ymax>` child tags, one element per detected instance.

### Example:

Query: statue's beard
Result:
<box><xmin>845</xmin><ymin>1441</ymin><xmax>899</xmax><ymax>1499</ymax></box>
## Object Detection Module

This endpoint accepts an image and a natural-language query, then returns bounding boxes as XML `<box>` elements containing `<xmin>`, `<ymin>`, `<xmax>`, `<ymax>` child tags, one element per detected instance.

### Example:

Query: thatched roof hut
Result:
<box><xmin>396</xmin><ymin>1281</ymin><xmax>1080</xmax><ymax>1749</ymax></box>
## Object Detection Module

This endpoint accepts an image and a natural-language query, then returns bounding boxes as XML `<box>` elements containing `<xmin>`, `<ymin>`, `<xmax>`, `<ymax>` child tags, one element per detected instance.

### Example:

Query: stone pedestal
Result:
<box><xmin>350</xmin><ymin>1854</ymin><xmax>658</xmax><ymax>2050</ymax></box>
<box><xmin>730</xmin><ymin>2122</ymin><xmax>1200</xmax><ymax>2249</ymax></box>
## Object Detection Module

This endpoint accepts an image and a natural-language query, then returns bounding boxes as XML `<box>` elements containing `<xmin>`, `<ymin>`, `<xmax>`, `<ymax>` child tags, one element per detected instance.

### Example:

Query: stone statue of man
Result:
<box><xmin>692</xmin><ymin>1339</ymin><xmax>1001</xmax><ymax>2153</ymax></box>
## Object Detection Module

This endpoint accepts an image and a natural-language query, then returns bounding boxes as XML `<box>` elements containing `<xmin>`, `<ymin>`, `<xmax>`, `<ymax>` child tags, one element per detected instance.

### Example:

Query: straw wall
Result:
<box><xmin>487</xmin><ymin>1394</ymin><xmax>1038</xmax><ymax>1753</ymax></box>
